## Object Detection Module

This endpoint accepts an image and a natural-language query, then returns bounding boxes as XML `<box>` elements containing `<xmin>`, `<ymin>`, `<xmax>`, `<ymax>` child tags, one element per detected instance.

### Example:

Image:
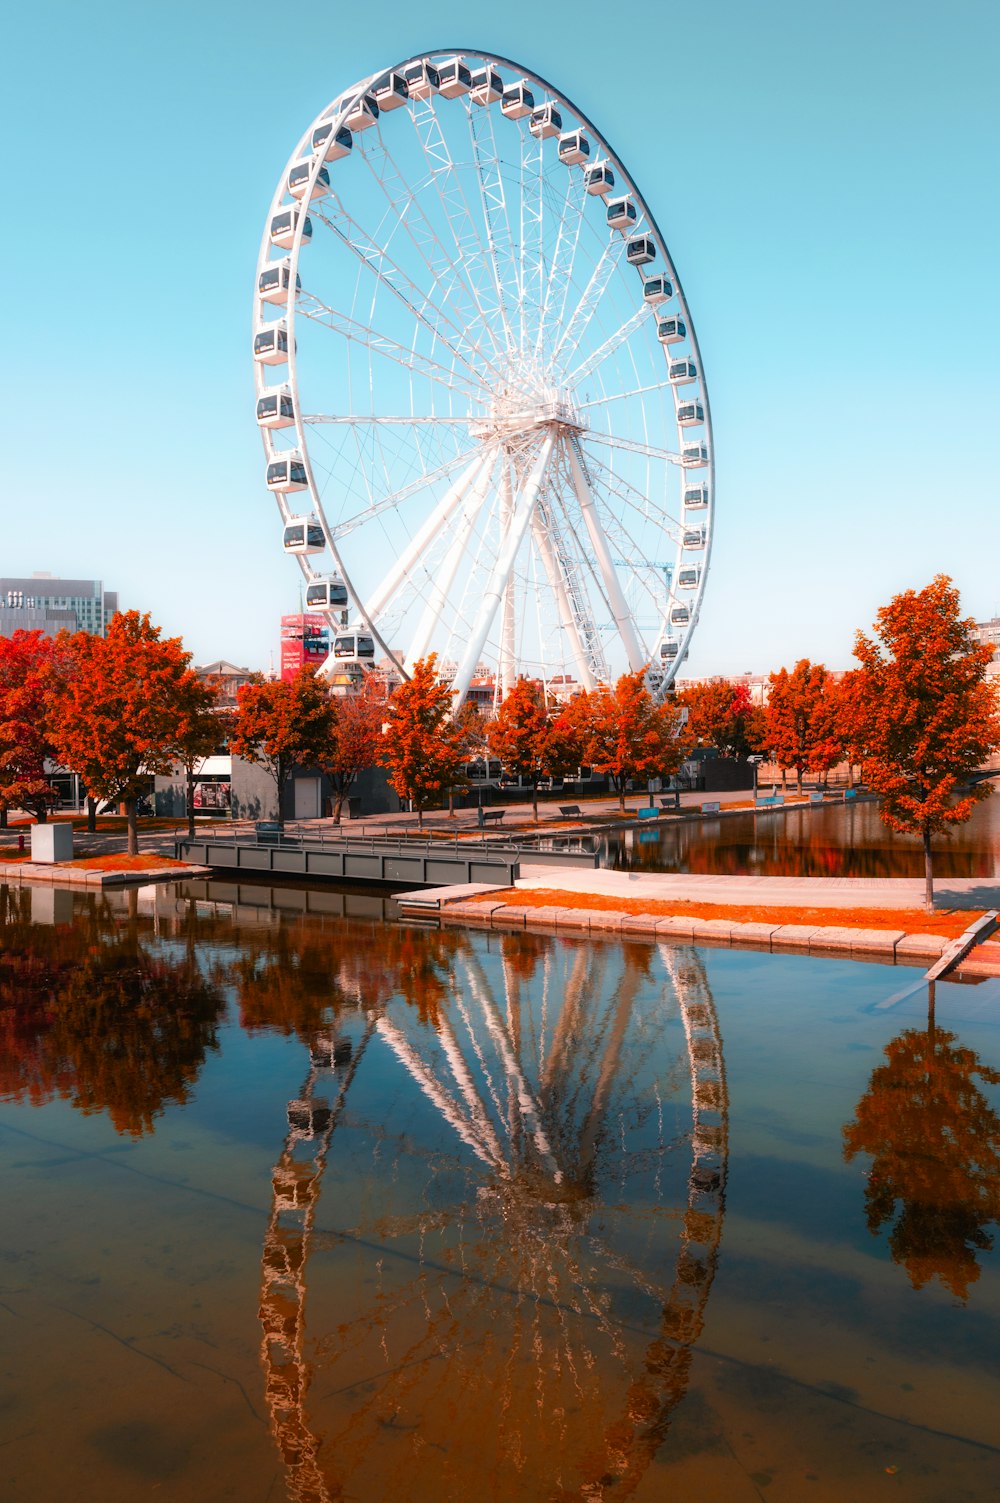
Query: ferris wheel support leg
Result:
<box><xmin>566</xmin><ymin>440</ymin><xmax>648</xmax><ymax>674</ymax></box>
<box><xmin>407</xmin><ymin>450</ymin><xmax>498</xmax><ymax>669</ymax></box>
<box><xmin>449</xmin><ymin>432</ymin><xmax>555</xmax><ymax>711</ymax></box>
<box><xmin>498</xmin><ymin>457</ymin><xmax>516</xmax><ymax>702</ymax></box>
<box><xmin>530</xmin><ymin>504</ymin><xmax>598</xmax><ymax>693</ymax></box>
<box><xmin>362</xmin><ymin>449</ymin><xmax>490</xmax><ymax>626</ymax></box>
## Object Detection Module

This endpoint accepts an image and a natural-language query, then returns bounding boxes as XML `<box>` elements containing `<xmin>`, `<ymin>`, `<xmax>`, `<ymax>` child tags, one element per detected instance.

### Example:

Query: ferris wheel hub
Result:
<box><xmin>469</xmin><ymin>384</ymin><xmax>586</xmax><ymax>444</ymax></box>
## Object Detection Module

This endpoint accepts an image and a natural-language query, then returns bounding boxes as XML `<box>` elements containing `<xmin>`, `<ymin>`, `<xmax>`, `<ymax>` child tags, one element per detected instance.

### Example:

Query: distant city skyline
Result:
<box><xmin>5</xmin><ymin>0</ymin><xmax>998</xmax><ymax>677</ymax></box>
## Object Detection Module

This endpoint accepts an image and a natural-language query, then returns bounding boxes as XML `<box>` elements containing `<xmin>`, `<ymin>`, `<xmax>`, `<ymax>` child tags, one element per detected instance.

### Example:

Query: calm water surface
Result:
<box><xmin>605</xmin><ymin>793</ymin><xmax>1000</xmax><ymax>878</ymax></box>
<box><xmin>2</xmin><ymin>878</ymin><xmax>1000</xmax><ymax>1502</ymax></box>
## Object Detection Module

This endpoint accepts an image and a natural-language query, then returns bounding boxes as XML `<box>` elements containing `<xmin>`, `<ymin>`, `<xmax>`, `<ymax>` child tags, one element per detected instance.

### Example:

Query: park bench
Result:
<box><xmin>637</xmin><ymin>807</ymin><xmax>659</xmax><ymax>820</ymax></box>
<box><xmin>558</xmin><ymin>805</ymin><xmax>583</xmax><ymax>818</ymax></box>
<box><xmin>755</xmin><ymin>795</ymin><xmax>785</xmax><ymax>808</ymax></box>
<box><xmin>255</xmin><ymin>821</ymin><xmax>283</xmax><ymax>844</ymax></box>
<box><xmin>701</xmin><ymin>801</ymin><xmax>721</xmax><ymax>814</ymax></box>
<box><xmin>478</xmin><ymin>808</ymin><xmax>506</xmax><ymax>826</ymax></box>
<box><xmin>659</xmin><ymin>795</ymin><xmax>680</xmax><ymax>810</ymax></box>
<box><xmin>809</xmin><ymin>792</ymin><xmax>825</xmax><ymax>804</ymax></box>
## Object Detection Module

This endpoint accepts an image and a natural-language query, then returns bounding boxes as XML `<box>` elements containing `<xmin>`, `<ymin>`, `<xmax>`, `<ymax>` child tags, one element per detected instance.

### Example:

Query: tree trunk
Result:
<box><xmin>618</xmin><ymin>778</ymin><xmax>626</xmax><ymax>814</ymax></box>
<box><xmin>923</xmin><ymin>823</ymin><xmax>934</xmax><ymax>912</ymax></box>
<box><xmin>532</xmin><ymin>782</ymin><xmax>539</xmax><ymax>821</ymax></box>
<box><xmin>781</xmin><ymin>768</ymin><xmax>787</xmax><ymax>792</ymax></box>
<box><xmin>187</xmin><ymin>763</ymin><xmax>196</xmax><ymax>839</ymax></box>
<box><xmin>125</xmin><ymin>796</ymin><xmax>139</xmax><ymax>856</ymax></box>
<box><xmin>0</xmin><ymin>806</ymin><xmax>6</xmax><ymax>829</ymax></box>
<box><xmin>796</xmin><ymin>766</ymin><xmax>803</xmax><ymax>795</ymax></box>
<box><xmin>275</xmin><ymin>763</ymin><xmax>285</xmax><ymax>829</ymax></box>
<box><xmin>417</xmin><ymin>804</ymin><xmax>424</xmax><ymax>830</ymax></box>
<box><xmin>333</xmin><ymin>789</ymin><xmax>345</xmax><ymax>825</ymax></box>
<box><xmin>927</xmin><ymin>978</ymin><xmax>936</xmax><ymax>1034</ymax></box>
<box><xmin>87</xmin><ymin>795</ymin><xmax>97</xmax><ymax>832</ymax></box>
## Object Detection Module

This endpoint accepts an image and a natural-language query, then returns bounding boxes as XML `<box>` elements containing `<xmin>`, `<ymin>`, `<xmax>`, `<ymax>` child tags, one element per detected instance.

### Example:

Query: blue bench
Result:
<box><xmin>843</xmin><ymin>789</ymin><xmax>857</xmax><ymax>801</ymax></box>
<box><xmin>637</xmin><ymin>806</ymin><xmax>659</xmax><ymax>819</ymax></box>
<box><xmin>755</xmin><ymin>795</ymin><xmax>785</xmax><ymax>808</ymax></box>
<box><xmin>809</xmin><ymin>792</ymin><xmax>825</xmax><ymax>804</ymax></box>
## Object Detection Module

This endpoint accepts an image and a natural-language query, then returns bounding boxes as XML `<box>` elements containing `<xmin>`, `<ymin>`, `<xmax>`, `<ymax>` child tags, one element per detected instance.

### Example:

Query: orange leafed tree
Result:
<box><xmin>322</xmin><ymin>678</ymin><xmax>387</xmax><ymax>824</ymax></box>
<box><xmin>48</xmin><ymin>612</ymin><xmax>198</xmax><ymax>855</ymax></box>
<box><xmin>378</xmin><ymin>655</ymin><xmax>466</xmax><ymax>829</ymax></box>
<box><xmin>488</xmin><ymin>678</ymin><xmax>550</xmax><ymax>819</ymax></box>
<box><xmin>0</xmin><ymin>630</ymin><xmax>60</xmax><ymax>826</ymax></box>
<box><xmin>765</xmin><ymin>659</ymin><xmax>839</xmax><ymax>792</ymax></box>
<box><xmin>229</xmin><ymin>666</ymin><xmax>334</xmax><ymax>828</ymax></box>
<box><xmin>678</xmin><ymin>678</ymin><xmax>766</xmax><ymax>760</ymax></box>
<box><xmin>173</xmin><ymin>671</ymin><xmax>224</xmax><ymax>838</ymax></box>
<box><xmin>850</xmin><ymin>575</ymin><xmax>1000</xmax><ymax>908</ymax></box>
<box><xmin>581</xmin><ymin>670</ymin><xmax>685</xmax><ymax>812</ymax></box>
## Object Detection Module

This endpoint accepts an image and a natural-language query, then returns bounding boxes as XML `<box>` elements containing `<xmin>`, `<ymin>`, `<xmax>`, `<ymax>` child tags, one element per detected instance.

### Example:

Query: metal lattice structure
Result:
<box><xmin>254</xmin><ymin>51</ymin><xmax>714</xmax><ymax>703</ymax></box>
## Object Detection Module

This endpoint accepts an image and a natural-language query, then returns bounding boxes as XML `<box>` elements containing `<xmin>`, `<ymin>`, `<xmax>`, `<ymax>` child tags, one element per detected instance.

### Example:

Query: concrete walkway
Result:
<box><xmin>516</xmin><ymin>866</ymin><xmax>1000</xmax><ymax>912</ymax></box>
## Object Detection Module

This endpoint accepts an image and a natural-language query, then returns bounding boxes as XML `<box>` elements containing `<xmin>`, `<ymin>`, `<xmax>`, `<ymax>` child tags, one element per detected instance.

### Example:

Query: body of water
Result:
<box><xmin>2</xmin><ymin>879</ymin><xmax>1000</xmax><ymax>1501</ymax></box>
<box><xmin>604</xmin><ymin>792</ymin><xmax>1000</xmax><ymax>878</ymax></box>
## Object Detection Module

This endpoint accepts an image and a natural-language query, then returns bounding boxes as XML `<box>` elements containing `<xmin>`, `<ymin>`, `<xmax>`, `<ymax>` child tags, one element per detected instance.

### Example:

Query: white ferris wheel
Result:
<box><xmin>253</xmin><ymin>51</ymin><xmax>714</xmax><ymax>705</ymax></box>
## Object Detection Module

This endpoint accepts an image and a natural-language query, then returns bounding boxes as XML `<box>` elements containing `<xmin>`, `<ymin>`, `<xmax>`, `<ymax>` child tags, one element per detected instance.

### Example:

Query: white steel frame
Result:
<box><xmin>253</xmin><ymin>50</ymin><xmax>715</xmax><ymax>703</ymax></box>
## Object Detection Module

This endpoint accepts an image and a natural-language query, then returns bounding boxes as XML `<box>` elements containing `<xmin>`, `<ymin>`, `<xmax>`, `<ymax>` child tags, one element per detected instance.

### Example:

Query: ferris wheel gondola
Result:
<box><xmin>253</xmin><ymin>50</ymin><xmax>715</xmax><ymax>701</ymax></box>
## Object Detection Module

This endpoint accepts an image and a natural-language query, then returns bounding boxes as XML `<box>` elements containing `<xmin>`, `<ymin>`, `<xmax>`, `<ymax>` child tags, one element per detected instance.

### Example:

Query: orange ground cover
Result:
<box><xmin>64</xmin><ymin>854</ymin><xmax>190</xmax><ymax>872</ymax></box>
<box><xmin>477</xmin><ymin>888</ymin><xmax>979</xmax><ymax>939</ymax></box>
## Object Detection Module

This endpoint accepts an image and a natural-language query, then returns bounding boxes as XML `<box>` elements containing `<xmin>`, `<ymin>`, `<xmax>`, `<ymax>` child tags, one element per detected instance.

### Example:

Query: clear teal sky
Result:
<box><xmin>3</xmin><ymin>0</ymin><xmax>997</xmax><ymax>675</ymax></box>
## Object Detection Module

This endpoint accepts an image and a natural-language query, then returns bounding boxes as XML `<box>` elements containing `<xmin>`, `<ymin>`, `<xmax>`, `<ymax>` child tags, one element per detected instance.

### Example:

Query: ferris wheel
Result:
<box><xmin>253</xmin><ymin>51</ymin><xmax>714</xmax><ymax>704</ymax></box>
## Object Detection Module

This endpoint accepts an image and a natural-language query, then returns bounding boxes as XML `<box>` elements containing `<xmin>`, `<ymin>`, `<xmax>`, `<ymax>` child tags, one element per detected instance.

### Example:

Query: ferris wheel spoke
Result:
<box><xmin>564</xmin><ymin>304</ymin><xmax>653</xmax><ymax>389</ymax></box>
<box><xmin>580</xmin><ymin>446</ymin><xmax>684</xmax><ymax>548</ymax></box>
<box><xmin>530</xmin><ymin>504</ymin><xmax>599</xmax><ymax>690</ymax></box>
<box><xmin>329</xmin><ymin>448</ymin><xmax>482</xmax><ymax>540</ymax></box>
<box><xmin>404</xmin><ymin>99</ymin><xmax>511</xmax><ymax>370</ymax></box>
<box><xmin>296</xmin><ymin>291</ymin><xmax>481</xmax><ymax>400</ymax></box>
<box><xmin>310</xmin><ymin>202</ymin><xmax>502</xmax><ymax>384</ymax></box>
<box><xmin>406</xmin><ymin>449</ymin><xmax>501</xmax><ymax>666</ymax></box>
<box><xmin>551</xmin><ymin>233</ymin><xmax>626</xmax><ymax>374</ymax></box>
<box><xmin>518</xmin><ymin>124</ymin><xmax>546</xmax><ymax>358</ymax></box>
<box><xmin>304</xmin><ymin>414</ymin><xmax>470</xmax><ymax>426</ymax></box>
<box><xmin>577</xmin><ymin>377</ymin><xmax>675</xmax><ymax>410</ymax></box>
<box><xmin>449</xmin><ymin>432</ymin><xmax>555</xmax><ymax>707</ymax></box>
<box><xmin>468</xmin><ymin>101</ymin><xmax>520</xmax><ymax>355</ymax></box>
<box><xmin>359</xmin><ymin>123</ymin><xmax>509</xmax><ymax>373</ymax></box>
<box><xmin>536</xmin><ymin>169</ymin><xmax>589</xmax><ymax>363</ymax></box>
<box><xmin>363</xmin><ymin>450</ymin><xmax>493</xmax><ymax>624</ymax></box>
<box><xmin>582</xmin><ymin>430</ymin><xmax>683</xmax><ymax>465</ymax></box>
<box><xmin>566</xmin><ymin>441</ymin><xmax>647</xmax><ymax>671</ymax></box>
<box><xmin>375</xmin><ymin>1017</ymin><xmax>501</xmax><ymax>1170</ymax></box>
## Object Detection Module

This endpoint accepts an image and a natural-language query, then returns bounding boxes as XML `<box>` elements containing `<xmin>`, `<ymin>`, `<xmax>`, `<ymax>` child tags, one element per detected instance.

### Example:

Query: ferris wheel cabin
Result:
<box><xmin>334</xmin><ymin>633</ymin><xmax>376</xmax><ymax>662</ymax></box>
<box><xmin>372</xmin><ymin>71</ymin><xmax>409</xmax><ymax>111</ymax></box>
<box><xmin>557</xmin><ymin>129</ymin><xmax>590</xmax><ymax>165</ymax></box>
<box><xmin>256</xmin><ymin>387</ymin><xmax>296</xmax><ymax>429</ymax></box>
<box><xmin>403</xmin><ymin>60</ymin><xmax>440</xmax><ymax>99</ymax></box>
<box><xmin>270</xmin><ymin>207</ymin><xmax>312</xmax><ymax>250</ymax></box>
<box><xmin>584</xmin><ymin>161</ymin><xmax>615</xmax><ymax>195</ymax></box>
<box><xmin>306</xmin><ymin>576</ymin><xmax>349</xmax><ymax>610</ymax></box>
<box><xmin>669</xmin><ymin>357</ymin><xmax>698</xmax><ymax>384</ymax></box>
<box><xmin>283</xmin><ymin>519</ymin><xmax>326</xmax><ymax>555</ymax></box>
<box><xmin>659</xmin><ymin>639</ymin><xmax>679</xmax><ymax>661</ymax></box>
<box><xmin>643</xmin><ymin>275</ymin><xmax>673</xmax><ymax>305</ymax></box>
<box><xmin>258</xmin><ymin>260</ymin><xmax>300</xmax><ymax>304</ymax></box>
<box><xmin>681</xmin><ymin>441</ymin><xmax>709</xmax><ymax>468</ymax></box>
<box><xmin>266</xmin><ymin>454</ymin><xmax>308</xmax><ymax>493</ymax></box>
<box><xmin>529</xmin><ymin>102</ymin><xmax>562</xmax><ymax>139</ymax></box>
<box><xmin>437</xmin><ymin>58</ymin><xmax>472</xmax><ymax>98</ymax></box>
<box><xmin>253</xmin><ymin>323</ymin><xmax>292</xmax><ymax>364</ymax></box>
<box><xmin>683</xmin><ymin>526</ymin><xmax>707</xmax><ymax>549</ymax></box>
<box><xmin>311</xmin><ymin>121</ymin><xmax>353</xmax><ymax>160</ymax></box>
<box><xmin>677</xmin><ymin>564</ymin><xmax>702</xmax><ymax>590</ymax></box>
<box><xmin>670</xmin><ymin>604</ymin><xmax>691</xmax><ymax>626</ymax></box>
<box><xmin>626</xmin><ymin>235</ymin><xmax>656</xmax><ymax>266</ymax></box>
<box><xmin>677</xmin><ymin>400</ymin><xmax>705</xmax><ymax>427</ymax></box>
<box><xmin>340</xmin><ymin>92</ymin><xmax>378</xmax><ymax>132</ymax></box>
<box><xmin>606</xmin><ymin>196</ymin><xmax>638</xmax><ymax>231</ymax></box>
<box><xmin>683</xmin><ymin>484</ymin><xmax>710</xmax><ymax>509</ymax></box>
<box><xmin>501</xmin><ymin>81</ymin><xmax>535</xmax><ymax>119</ymax></box>
<box><xmin>470</xmin><ymin>67</ymin><xmax>503</xmax><ymax>105</ymax></box>
<box><xmin>287</xmin><ymin>161</ymin><xmax>330</xmax><ymax>200</ymax></box>
<box><xmin>657</xmin><ymin>316</ymin><xmax>686</xmax><ymax>345</ymax></box>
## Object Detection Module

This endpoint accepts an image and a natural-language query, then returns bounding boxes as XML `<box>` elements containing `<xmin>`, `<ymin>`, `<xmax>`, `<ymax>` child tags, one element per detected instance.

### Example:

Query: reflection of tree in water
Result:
<box><xmin>258</xmin><ymin>932</ymin><xmax>729</xmax><ymax>1502</ymax></box>
<box><xmin>0</xmin><ymin>885</ymin><xmax>225</xmax><ymax>1136</ymax></box>
<box><xmin>844</xmin><ymin>984</ymin><xmax>1000</xmax><ymax>1299</ymax></box>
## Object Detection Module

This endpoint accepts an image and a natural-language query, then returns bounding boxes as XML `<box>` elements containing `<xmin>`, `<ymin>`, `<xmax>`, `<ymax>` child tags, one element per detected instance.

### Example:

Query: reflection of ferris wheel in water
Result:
<box><xmin>253</xmin><ymin>52</ymin><xmax>714</xmax><ymax>704</ymax></box>
<box><xmin>259</xmin><ymin>940</ymin><xmax>729</xmax><ymax>1501</ymax></box>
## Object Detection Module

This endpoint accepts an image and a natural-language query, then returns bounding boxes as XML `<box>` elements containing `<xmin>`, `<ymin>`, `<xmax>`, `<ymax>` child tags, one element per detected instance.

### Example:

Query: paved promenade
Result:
<box><xmin>516</xmin><ymin>866</ymin><xmax>1000</xmax><ymax>912</ymax></box>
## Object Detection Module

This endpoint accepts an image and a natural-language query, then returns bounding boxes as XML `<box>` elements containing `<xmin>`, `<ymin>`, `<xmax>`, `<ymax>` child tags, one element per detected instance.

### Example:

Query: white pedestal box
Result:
<box><xmin>30</xmin><ymin>822</ymin><xmax>74</xmax><ymax>863</ymax></box>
